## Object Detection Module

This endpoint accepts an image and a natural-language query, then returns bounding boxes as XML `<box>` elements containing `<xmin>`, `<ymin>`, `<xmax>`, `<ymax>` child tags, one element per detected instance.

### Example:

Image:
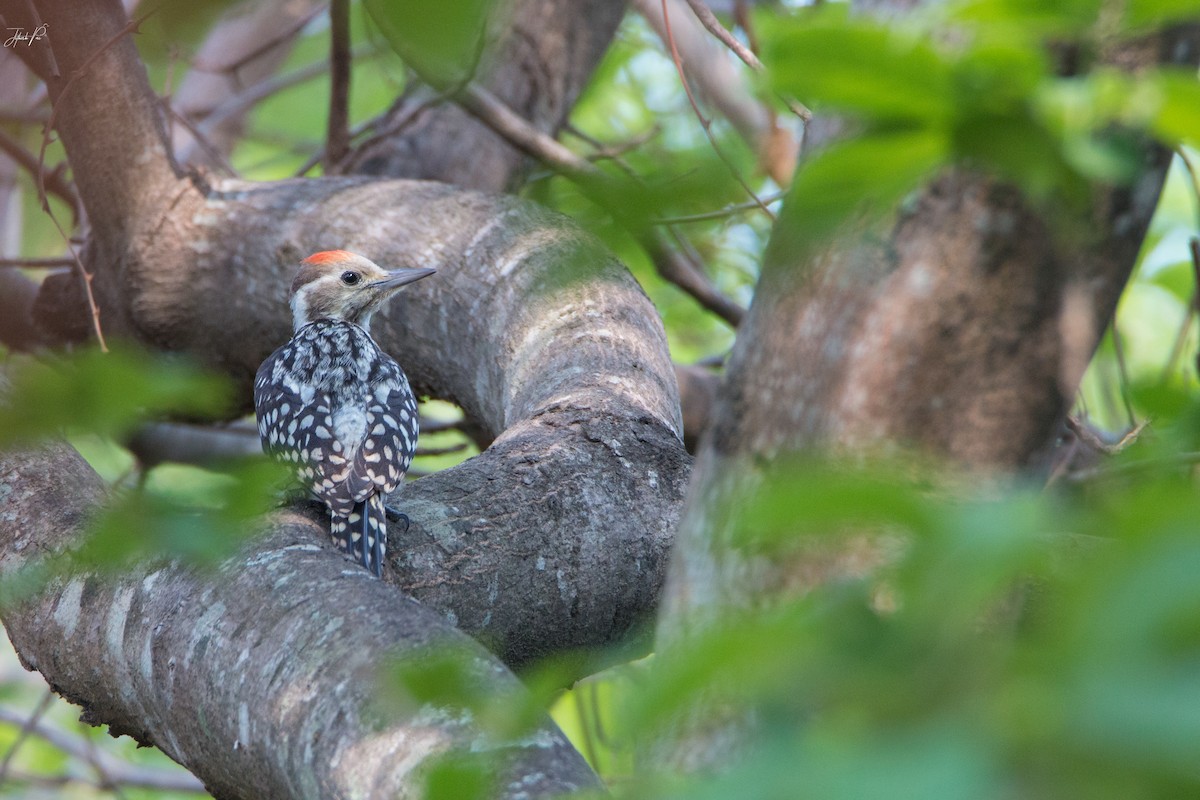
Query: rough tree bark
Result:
<box><xmin>655</xmin><ymin>10</ymin><xmax>1200</xmax><ymax>770</ymax></box>
<box><xmin>0</xmin><ymin>0</ymin><xmax>689</xmax><ymax>795</ymax></box>
<box><xmin>0</xmin><ymin>442</ymin><xmax>599</xmax><ymax>800</ymax></box>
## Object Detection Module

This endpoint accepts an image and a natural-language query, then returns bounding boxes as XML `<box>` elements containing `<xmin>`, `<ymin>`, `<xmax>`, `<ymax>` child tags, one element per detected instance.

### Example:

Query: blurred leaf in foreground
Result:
<box><xmin>0</xmin><ymin>346</ymin><xmax>231</xmax><ymax>447</ymax></box>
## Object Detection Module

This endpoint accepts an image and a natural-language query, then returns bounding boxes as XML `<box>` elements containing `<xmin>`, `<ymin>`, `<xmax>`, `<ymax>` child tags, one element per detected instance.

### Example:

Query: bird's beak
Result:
<box><xmin>372</xmin><ymin>267</ymin><xmax>436</xmax><ymax>291</ymax></box>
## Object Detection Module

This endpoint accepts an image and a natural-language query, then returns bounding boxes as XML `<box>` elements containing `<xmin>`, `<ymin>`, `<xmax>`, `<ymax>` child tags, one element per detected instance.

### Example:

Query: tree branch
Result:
<box><xmin>0</xmin><ymin>0</ymin><xmax>177</xmax><ymax>236</ymax></box>
<box><xmin>683</xmin><ymin>0</ymin><xmax>763</xmax><ymax>71</ymax></box>
<box><xmin>0</xmin><ymin>708</ymin><xmax>207</xmax><ymax>794</ymax></box>
<box><xmin>324</xmin><ymin>0</ymin><xmax>351</xmax><ymax>171</ymax></box>
<box><xmin>0</xmin><ymin>442</ymin><xmax>601</xmax><ymax>799</ymax></box>
<box><xmin>633</xmin><ymin>0</ymin><xmax>799</xmax><ymax>186</ymax></box>
<box><xmin>451</xmin><ymin>82</ymin><xmax>746</xmax><ymax>327</ymax></box>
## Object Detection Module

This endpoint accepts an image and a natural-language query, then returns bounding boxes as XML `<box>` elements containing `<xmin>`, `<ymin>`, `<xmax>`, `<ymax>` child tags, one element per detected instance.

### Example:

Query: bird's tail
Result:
<box><xmin>330</xmin><ymin>493</ymin><xmax>388</xmax><ymax>577</ymax></box>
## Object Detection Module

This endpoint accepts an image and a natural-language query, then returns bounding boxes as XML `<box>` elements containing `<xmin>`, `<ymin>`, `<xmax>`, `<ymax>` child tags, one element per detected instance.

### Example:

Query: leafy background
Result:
<box><xmin>2</xmin><ymin>0</ymin><xmax>1200</xmax><ymax>797</ymax></box>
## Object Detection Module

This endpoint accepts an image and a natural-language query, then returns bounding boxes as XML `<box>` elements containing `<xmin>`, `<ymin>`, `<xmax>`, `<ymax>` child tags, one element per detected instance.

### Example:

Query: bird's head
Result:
<box><xmin>289</xmin><ymin>250</ymin><xmax>435</xmax><ymax>332</ymax></box>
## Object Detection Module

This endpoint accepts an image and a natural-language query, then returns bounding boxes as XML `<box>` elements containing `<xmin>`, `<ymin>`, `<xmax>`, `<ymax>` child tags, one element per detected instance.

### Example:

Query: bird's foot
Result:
<box><xmin>384</xmin><ymin>505</ymin><xmax>411</xmax><ymax>532</ymax></box>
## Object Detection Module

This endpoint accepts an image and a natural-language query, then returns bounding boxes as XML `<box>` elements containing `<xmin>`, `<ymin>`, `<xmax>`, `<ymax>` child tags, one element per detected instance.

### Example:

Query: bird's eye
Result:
<box><xmin>340</xmin><ymin>271</ymin><xmax>360</xmax><ymax>286</ymax></box>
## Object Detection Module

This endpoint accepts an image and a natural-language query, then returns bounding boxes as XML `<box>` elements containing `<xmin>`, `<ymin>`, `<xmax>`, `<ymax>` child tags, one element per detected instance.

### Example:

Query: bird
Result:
<box><xmin>253</xmin><ymin>250</ymin><xmax>434</xmax><ymax>576</ymax></box>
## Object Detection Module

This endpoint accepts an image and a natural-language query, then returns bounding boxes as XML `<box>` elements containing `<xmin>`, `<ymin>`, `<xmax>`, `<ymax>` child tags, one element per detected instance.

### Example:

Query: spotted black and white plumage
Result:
<box><xmin>254</xmin><ymin>251</ymin><xmax>434</xmax><ymax>576</ymax></box>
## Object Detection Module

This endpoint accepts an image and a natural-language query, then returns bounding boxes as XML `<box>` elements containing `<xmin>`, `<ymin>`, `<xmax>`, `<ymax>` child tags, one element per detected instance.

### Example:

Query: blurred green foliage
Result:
<box><xmin>0</xmin><ymin>347</ymin><xmax>284</xmax><ymax>601</ymax></box>
<box><xmin>363</xmin><ymin>0</ymin><xmax>492</xmax><ymax>88</ymax></box>
<box><xmin>0</xmin><ymin>347</ymin><xmax>230</xmax><ymax>447</ymax></box>
<box><xmin>763</xmin><ymin>1</ymin><xmax>1200</xmax><ymax>259</ymax></box>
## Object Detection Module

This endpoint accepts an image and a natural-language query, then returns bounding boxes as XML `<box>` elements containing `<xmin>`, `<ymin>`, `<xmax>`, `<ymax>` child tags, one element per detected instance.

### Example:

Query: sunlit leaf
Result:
<box><xmin>768</xmin><ymin>128</ymin><xmax>947</xmax><ymax>263</ymax></box>
<box><xmin>764</xmin><ymin>15</ymin><xmax>955</xmax><ymax>125</ymax></box>
<box><xmin>363</xmin><ymin>0</ymin><xmax>492</xmax><ymax>87</ymax></box>
<box><xmin>424</xmin><ymin>752</ymin><xmax>494</xmax><ymax>800</ymax></box>
<box><xmin>1124</xmin><ymin>0</ymin><xmax>1200</xmax><ymax>30</ymax></box>
<box><xmin>1145</xmin><ymin>70</ymin><xmax>1200</xmax><ymax>148</ymax></box>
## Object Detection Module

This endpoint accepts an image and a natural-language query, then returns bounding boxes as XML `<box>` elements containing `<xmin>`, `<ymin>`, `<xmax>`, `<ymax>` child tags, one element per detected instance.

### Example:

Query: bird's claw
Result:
<box><xmin>384</xmin><ymin>505</ymin><xmax>411</xmax><ymax>532</ymax></box>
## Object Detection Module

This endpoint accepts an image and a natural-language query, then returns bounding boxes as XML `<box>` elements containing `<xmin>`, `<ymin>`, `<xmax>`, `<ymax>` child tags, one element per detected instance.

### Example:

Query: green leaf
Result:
<box><xmin>764</xmin><ymin>18</ymin><xmax>955</xmax><ymax>125</ymax></box>
<box><xmin>1145</xmin><ymin>70</ymin><xmax>1200</xmax><ymax>148</ymax></box>
<box><xmin>769</xmin><ymin>128</ymin><xmax>947</xmax><ymax>263</ymax></box>
<box><xmin>1124</xmin><ymin>0</ymin><xmax>1200</xmax><ymax>30</ymax></box>
<box><xmin>954</xmin><ymin>112</ymin><xmax>1081</xmax><ymax>199</ymax></box>
<box><xmin>79</xmin><ymin>458</ymin><xmax>287</xmax><ymax>570</ymax></box>
<box><xmin>947</xmin><ymin>0</ymin><xmax>1104</xmax><ymax>36</ymax></box>
<box><xmin>424</xmin><ymin>753</ymin><xmax>494</xmax><ymax>800</ymax></box>
<box><xmin>1145</xmin><ymin>258</ymin><xmax>1196</xmax><ymax>305</ymax></box>
<box><xmin>735</xmin><ymin>459</ymin><xmax>936</xmax><ymax>552</ymax></box>
<box><xmin>0</xmin><ymin>347</ymin><xmax>232</xmax><ymax>447</ymax></box>
<box><xmin>363</xmin><ymin>0</ymin><xmax>493</xmax><ymax>87</ymax></box>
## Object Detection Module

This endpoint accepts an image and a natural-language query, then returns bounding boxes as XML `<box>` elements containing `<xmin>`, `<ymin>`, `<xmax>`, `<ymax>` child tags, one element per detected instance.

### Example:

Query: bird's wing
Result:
<box><xmin>254</xmin><ymin>350</ymin><xmax>356</xmax><ymax>510</ymax></box>
<box><xmin>345</xmin><ymin>365</ymin><xmax>419</xmax><ymax>498</ymax></box>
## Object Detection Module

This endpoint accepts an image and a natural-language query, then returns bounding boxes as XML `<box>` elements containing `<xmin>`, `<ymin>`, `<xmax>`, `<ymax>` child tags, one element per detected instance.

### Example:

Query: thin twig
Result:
<box><xmin>0</xmin><ymin>708</ymin><xmax>206</xmax><ymax>793</ymax></box>
<box><xmin>414</xmin><ymin>442</ymin><xmax>469</xmax><ymax>457</ymax></box>
<box><xmin>1158</xmin><ymin>236</ymin><xmax>1199</xmax><ymax>383</ymax></box>
<box><xmin>653</xmin><ymin>190</ymin><xmax>786</xmax><ymax>224</ymax></box>
<box><xmin>197</xmin><ymin>59</ymin><xmax>329</xmax><ymax>139</ymax></box>
<box><xmin>0</xmin><ymin>128</ymin><xmax>80</xmax><ymax>222</ymax></box>
<box><xmin>325</xmin><ymin>0</ymin><xmax>352</xmax><ymax>171</ymax></box>
<box><xmin>0</xmin><ymin>257</ymin><xmax>75</xmax><ymax>269</ymax></box>
<box><xmin>455</xmin><ymin>84</ymin><xmax>600</xmax><ymax>181</ymax></box>
<box><xmin>1109</xmin><ymin>320</ymin><xmax>1135</xmax><ymax>427</ymax></box>
<box><xmin>49</xmin><ymin>211</ymin><xmax>108</xmax><ymax>352</ymax></box>
<box><xmin>682</xmin><ymin>0</ymin><xmax>763</xmax><ymax>71</ymax></box>
<box><xmin>646</xmin><ymin>230</ymin><xmax>745</xmax><ymax>326</ymax></box>
<box><xmin>1176</xmin><ymin>147</ymin><xmax>1200</xmax><ymax>231</ymax></box>
<box><xmin>660</xmin><ymin>0</ymin><xmax>775</xmax><ymax>220</ymax></box>
<box><xmin>0</xmin><ymin>690</ymin><xmax>54</xmax><ymax>786</ymax></box>
<box><xmin>163</xmin><ymin>101</ymin><xmax>240</xmax><ymax>176</ymax></box>
<box><xmin>451</xmin><ymin>83</ymin><xmax>745</xmax><ymax>324</ymax></box>
<box><xmin>733</xmin><ymin>0</ymin><xmax>759</xmax><ymax>54</ymax></box>
<box><xmin>301</xmin><ymin>89</ymin><xmax>447</xmax><ymax>176</ymax></box>
<box><xmin>564</xmin><ymin>123</ymin><xmax>661</xmax><ymax>175</ymax></box>
<box><xmin>1067</xmin><ymin>448</ymin><xmax>1200</xmax><ymax>484</ymax></box>
<box><xmin>194</xmin><ymin>47</ymin><xmax>378</xmax><ymax>152</ymax></box>
<box><xmin>419</xmin><ymin>416</ymin><xmax>466</xmax><ymax>434</ymax></box>
<box><xmin>192</xmin><ymin>5</ymin><xmax>323</xmax><ymax>77</ymax></box>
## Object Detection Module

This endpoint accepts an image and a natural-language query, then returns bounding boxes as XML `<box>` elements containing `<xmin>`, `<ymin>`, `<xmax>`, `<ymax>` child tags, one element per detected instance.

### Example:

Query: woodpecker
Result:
<box><xmin>254</xmin><ymin>250</ymin><xmax>434</xmax><ymax>576</ymax></box>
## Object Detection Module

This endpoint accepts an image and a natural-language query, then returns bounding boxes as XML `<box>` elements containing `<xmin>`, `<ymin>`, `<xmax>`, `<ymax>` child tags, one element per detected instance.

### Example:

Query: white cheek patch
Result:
<box><xmin>290</xmin><ymin>291</ymin><xmax>309</xmax><ymax>332</ymax></box>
